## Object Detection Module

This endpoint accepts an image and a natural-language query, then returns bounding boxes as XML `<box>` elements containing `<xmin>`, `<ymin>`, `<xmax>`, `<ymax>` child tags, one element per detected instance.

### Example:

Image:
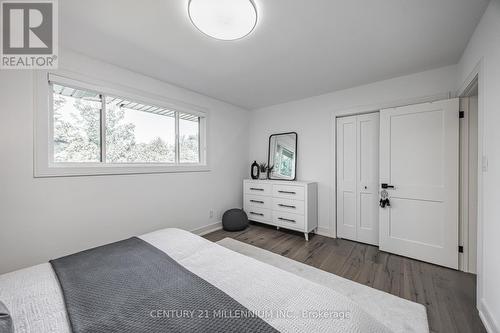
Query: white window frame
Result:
<box><xmin>34</xmin><ymin>71</ymin><xmax>209</xmax><ymax>177</ymax></box>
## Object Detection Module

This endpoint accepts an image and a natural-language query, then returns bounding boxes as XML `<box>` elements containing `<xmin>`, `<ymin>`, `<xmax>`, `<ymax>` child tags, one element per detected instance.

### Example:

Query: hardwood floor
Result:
<box><xmin>204</xmin><ymin>223</ymin><xmax>485</xmax><ymax>333</ymax></box>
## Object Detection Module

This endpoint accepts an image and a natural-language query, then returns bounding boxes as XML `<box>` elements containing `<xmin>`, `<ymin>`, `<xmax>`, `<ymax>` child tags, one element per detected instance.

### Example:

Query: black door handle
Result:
<box><xmin>381</xmin><ymin>183</ymin><xmax>394</xmax><ymax>189</ymax></box>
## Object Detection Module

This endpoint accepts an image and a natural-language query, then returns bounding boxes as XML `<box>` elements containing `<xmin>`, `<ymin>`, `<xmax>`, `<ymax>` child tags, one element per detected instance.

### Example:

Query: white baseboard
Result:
<box><xmin>191</xmin><ymin>221</ymin><xmax>222</xmax><ymax>236</ymax></box>
<box><xmin>193</xmin><ymin>222</ymin><xmax>335</xmax><ymax>238</ymax></box>
<box><xmin>479</xmin><ymin>299</ymin><xmax>499</xmax><ymax>333</ymax></box>
<box><xmin>315</xmin><ymin>227</ymin><xmax>335</xmax><ymax>238</ymax></box>
<box><xmin>193</xmin><ymin>222</ymin><xmax>334</xmax><ymax>238</ymax></box>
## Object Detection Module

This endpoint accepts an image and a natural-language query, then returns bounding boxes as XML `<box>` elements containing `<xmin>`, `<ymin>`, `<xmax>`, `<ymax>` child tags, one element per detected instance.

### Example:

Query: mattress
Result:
<box><xmin>0</xmin><ymin>228</ymin><xmax>428</xmax><ymax>333</ymax></box>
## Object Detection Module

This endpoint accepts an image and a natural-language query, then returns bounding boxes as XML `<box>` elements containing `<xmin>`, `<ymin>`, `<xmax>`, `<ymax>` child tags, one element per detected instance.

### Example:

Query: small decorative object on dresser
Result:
<box><xmin>243</xmin><ymin>179</ymin><xmax>318</xmax><ymax>241</ymax></box>
<box><xmin>258</xmin><ymin>163</ymin><xmax>268</xmax><ymax>180</ymax></box>
<box><xmin>266</xmin><ymin>164</ymin><xmax>274</xmax><ymax>179</ymax></box>
<box><xmin>250</xmin><ymin>161</ymin><xmax>259</xmax><ymax>179</ymax></box>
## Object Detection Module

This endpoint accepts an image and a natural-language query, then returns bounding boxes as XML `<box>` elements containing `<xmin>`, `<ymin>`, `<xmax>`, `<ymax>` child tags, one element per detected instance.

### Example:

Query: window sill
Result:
<box><xmin>34</xmin><ymin>164</ymin><xmax>211</xmax><ymax>178</ymax></box>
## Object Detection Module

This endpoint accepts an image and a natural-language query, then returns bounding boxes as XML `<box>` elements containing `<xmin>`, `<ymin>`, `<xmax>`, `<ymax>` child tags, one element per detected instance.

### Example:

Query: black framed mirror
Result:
<box><xmin>268</xmin><ymin>132</ymin><xmax>297</xmax><ymax>181</ymax></box>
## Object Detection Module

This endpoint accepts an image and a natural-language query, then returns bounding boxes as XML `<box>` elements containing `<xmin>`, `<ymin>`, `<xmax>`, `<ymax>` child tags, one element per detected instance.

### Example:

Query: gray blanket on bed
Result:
<box><xmin>0</xmin><ymin>301</ymin><xmax>13</xmax><ymax>333</ymax></box>
<box><xmin>50</xmin><ymin>237</ymin><xmax>277</xmax><ymax>333</ymax></box>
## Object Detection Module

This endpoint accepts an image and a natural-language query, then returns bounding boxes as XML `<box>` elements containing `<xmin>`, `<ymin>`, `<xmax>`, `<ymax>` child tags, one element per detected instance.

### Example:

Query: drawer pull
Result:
<box><xmin>278</xmin><ymin>204</ymin><xmax>296</xmax><ymax>209</ymax></box>
<box><xmin>278</xmin><ymin>190</ymin><xmax>296</xmax><ymax>195</ymax></box>
<box><xmin>250</xmin><ymin>212</ymin><xmax>264</xmax><ymax>216</ymax></box>
<box><xmin>250</xmin><ymin>187</ymin><xmax>264</xmax><ymax>191</ymax></box>
<box><xmin>278</xmin><ymin>217</ymin><xmax>296</xmax><ymax>223</ymax></box>
<box><xmin>250</xmin><ymin>200</ymin><xmax>265</xmax><ymax>204</ymax></box>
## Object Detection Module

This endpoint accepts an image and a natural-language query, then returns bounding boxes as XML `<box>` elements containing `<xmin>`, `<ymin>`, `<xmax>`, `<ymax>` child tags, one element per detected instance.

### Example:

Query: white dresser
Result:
<box><xmin>243</xmin><ymin>179</ymin><xmax>318</xmax><ymax>240</ymax></box>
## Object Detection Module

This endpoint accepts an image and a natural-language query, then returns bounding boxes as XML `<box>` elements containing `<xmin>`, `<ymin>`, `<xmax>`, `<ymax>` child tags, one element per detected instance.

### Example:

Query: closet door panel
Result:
<box><xmin>356</xmin><ymin>113</ymin><xmax>380</xmax><ymax>245</ymax></box>
<box><xmin>336</xmin><ymin>116</ymin><xmax>357</xmax><ymax>241</ymax></box>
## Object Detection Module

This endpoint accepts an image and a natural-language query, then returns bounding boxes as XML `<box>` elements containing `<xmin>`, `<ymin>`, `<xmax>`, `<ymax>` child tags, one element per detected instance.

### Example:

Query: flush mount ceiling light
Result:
<box><xmin>188</xmin><ymin>0</ymin><xmax>257</xmax><ymax>41</ymax></box>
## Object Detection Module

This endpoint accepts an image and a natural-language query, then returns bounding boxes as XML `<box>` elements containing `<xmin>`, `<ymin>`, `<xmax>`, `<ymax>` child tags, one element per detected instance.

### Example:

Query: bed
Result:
<box><xmin>0</xmin><ymin>228</ymin><xmax>428</xmax><ymax>333</ymax></box>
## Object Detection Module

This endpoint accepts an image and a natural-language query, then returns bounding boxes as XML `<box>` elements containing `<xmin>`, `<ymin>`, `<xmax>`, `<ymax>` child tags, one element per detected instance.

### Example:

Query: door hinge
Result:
<box><xmin>458</xmin><ymin>245</ymin><xmax>464</xmax><ymax>253</ymax></box>
<box><xmin>459</xmin><ymin>111</ymin><xmax>465</xmax><ymax>119</ymax></box>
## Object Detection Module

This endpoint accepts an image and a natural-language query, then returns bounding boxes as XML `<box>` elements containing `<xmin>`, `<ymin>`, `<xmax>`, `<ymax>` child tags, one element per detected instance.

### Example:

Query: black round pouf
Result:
<box><xmin>222</xmin><ymin>209</ymin><xmax>249</xmax><ymax>231</ymax></box>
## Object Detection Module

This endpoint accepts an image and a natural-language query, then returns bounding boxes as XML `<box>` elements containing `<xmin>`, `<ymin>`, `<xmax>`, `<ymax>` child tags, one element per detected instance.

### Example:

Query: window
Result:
<box><xmin>104</xmin><ymin>96</ymin><xmax>177</xmax><ymax>163</ymax></box>
<box><xmin>53</xmin><ymin>84</ymin><xmax>101</xmax><ymax>163</ymax></box>
<box><xmin>35</xmin><ymin>74</ymin><xmax>207</xmax><ymax>177</ymax></box>
<box><xmin>179</xmin><ymin>113</ymin><xmax>200</xmax><ymax>163</ymax></box>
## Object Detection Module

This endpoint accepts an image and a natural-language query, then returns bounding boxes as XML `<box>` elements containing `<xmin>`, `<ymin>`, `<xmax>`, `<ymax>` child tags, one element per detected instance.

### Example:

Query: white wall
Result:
<box><xmin>249</xmin><ymin>65</ymin><xmax>457</xmax><ymax>235</ymax></box>
<box><xmin>0</xmin><ymin>49</ymin><xmax>249</xmax><ymax>274</ymax></box>
<box><xmin>457</xmin><ymin>1</ymin><xmax>500</xmax><ymax>331</ymax></box>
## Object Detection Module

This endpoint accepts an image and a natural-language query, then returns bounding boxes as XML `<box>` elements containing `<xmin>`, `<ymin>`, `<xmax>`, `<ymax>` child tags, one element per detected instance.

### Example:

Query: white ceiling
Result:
<box><xmin>60</xmin><ymin>0</ymin><xmax>489</xmax><ymax>109</ymax></box>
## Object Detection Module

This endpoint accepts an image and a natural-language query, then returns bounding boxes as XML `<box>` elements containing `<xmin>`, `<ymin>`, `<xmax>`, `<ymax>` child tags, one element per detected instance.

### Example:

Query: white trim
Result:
<box><xmin>457</xmin><ymin>61</ymin><xmax>482</xmax><ymax>97</ymax></box>
<box><xmin>458</xmin><ymin>92</ymin><xmax>479</xmax><ymax>274</ymax></box>
<box><xmin>175</xmin><ymin>112</ymin><xmax>180</xmax><ymax>164</ymax></box>
<box><xmin>199</xmin><ymin>116</ymin><xmax>208</xmax><ymax>166</ymax></box>
<box><xmin>34</xmin><ymin>71</ymin><xmax>210</xmax><ymax>177</ymax></box>
<box><xmin>35</xmin><ymin>164</ymin><xmax>211</xmax><ymax>178</ymax></box>
<box><xmin>459</xmin><ymin>97</ymin><xmax>470</xmax><ymax>272</ymax></box>
<box><xmin>329</xmin><ymin>92</ymin><xmax>453</xmax><ymax>238</ymax></box>
<box><xmin>191</xmin><ymin>221</ymin><xmax>223</xmax><ymax>236</ymax></box>
<box><xmin>457</xmin><ymin>59</ymin><xmax>485</xmax><ymax>316</ymax></box>
<box><xmin>478</xmin><ymin>299</ymin><xmax>500</xmax><ymax>333</ymax></box>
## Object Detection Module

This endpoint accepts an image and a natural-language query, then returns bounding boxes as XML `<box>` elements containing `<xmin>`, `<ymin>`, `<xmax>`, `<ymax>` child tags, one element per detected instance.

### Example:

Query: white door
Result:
<box><xmin>337</xmin><ymin>116</ymin><xmax>357</xmax><ymax>241</ymax></box>
<box><xmin>337</xmin><ymin>113</ymin><xmax>379</xmax><ymax>246</ymax></box>
<box><xmin>379</xmin><ymin>99</ymin><xmax>459</xmax><ymax>269</ymax></box>
<box><xmin>356</xmin><ymin>113</ymin><xmax>380</xmax><ymax>245</ymax></box>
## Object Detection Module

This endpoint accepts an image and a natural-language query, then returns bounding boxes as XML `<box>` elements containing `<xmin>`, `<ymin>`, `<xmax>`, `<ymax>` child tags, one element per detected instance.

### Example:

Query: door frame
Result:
<box><xmin>329</xmin><ymin>92</ymin><xmax>453</xmax><ymax>239</ymax></box>
<box><xmin>457</xmin><ymin>60</ymin><xmax>485</xmax><ymax>308</ymax></box>
<box><xmin>459</xmin><ymin>85</ymin><xmax>479</xmax><ymax>274</ymax></box>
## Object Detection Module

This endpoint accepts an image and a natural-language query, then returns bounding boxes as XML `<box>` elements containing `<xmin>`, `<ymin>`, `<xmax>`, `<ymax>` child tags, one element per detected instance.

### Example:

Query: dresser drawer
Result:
<box><xmin>245</xmin><ymin>207</ymin><xmax>272</xmax><ymax>223</ymax></box>
<box><xmin>245</xmin><ymin>194</ymin><xmax>272</xmax><ymax>209</ymax></box>
<box><xmin>272</xmin><ymin>198</ymin><xmax>304</xmax><ymax>215</ymax></box>
<box><xmin>273</xmin><ymin>211</ymin><xmax>305</xmax><ymax>231</ymax></box>
<box><xmin>244</xmin><ymin>182</ymin><xmax>272</xmax><ymax>196</ymax></box>
<box><xmin>272</xmin><ymin>184</ymin><xmax>305</xmax><ymax>200</ymax></box>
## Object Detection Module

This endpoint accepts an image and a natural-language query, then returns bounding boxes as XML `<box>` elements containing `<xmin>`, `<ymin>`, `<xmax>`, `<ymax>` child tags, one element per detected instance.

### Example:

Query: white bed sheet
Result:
<box><xmin>0</xmin><ymin>228</ymin><xmax>426</xmax><ymax>333</ymax></box>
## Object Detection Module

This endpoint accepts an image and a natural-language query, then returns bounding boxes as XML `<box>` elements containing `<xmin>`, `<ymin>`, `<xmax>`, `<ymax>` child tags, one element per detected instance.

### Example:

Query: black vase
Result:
<box><xmin>251</xmin><ymin>161</ymin><xmax>259</xmax><ymax>179</ymax></box>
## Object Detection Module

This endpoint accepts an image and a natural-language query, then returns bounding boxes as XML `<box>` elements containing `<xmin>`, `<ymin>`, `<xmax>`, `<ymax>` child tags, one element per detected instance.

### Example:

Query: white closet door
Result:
<box><xmin>337</xmin><ymin>113</ymin><xmax>379</xmax><ymax>245</ymax></box>
<box><xmin>379</xmin><ymin>99</ymin><xmax>459</xmax><ymax>269</ymax></box>
<box><xmin>356</xmin><ymin>113</ymin><xmax>380</xmax><ymax>245</ymax></box>
<box><xmin>336</xmin><ymin>116</ymin><xmax>357</xmax><ymax>241</ymax></box>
